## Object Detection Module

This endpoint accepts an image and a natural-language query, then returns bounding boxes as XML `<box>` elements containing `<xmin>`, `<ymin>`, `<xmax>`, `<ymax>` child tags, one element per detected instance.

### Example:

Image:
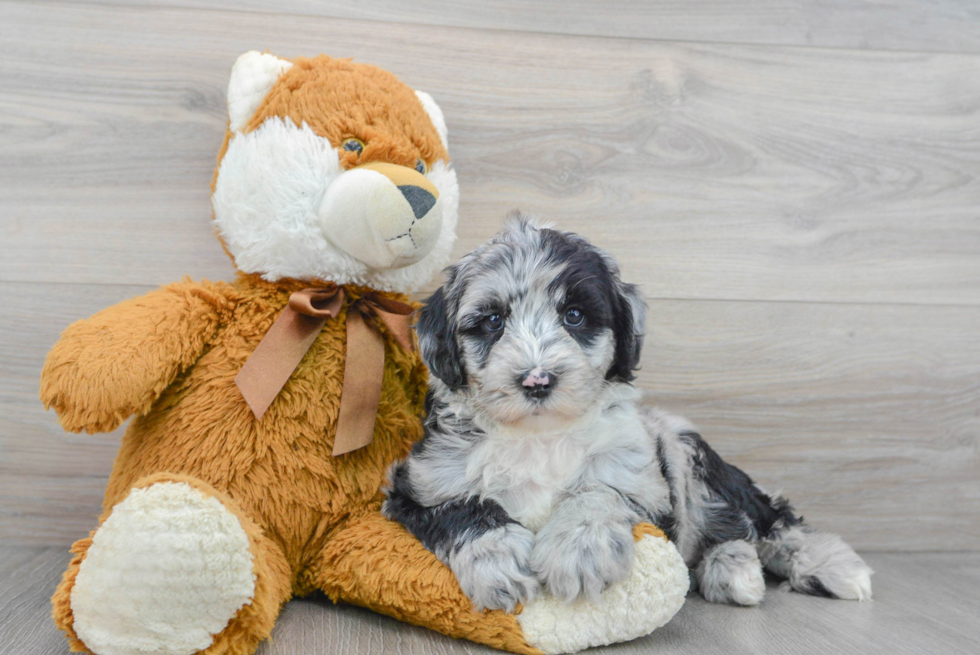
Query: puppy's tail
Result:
<box><xmin>757</xmin><ymin>520</ymin><xmax>873</xmax><ymax>600</ymax></box>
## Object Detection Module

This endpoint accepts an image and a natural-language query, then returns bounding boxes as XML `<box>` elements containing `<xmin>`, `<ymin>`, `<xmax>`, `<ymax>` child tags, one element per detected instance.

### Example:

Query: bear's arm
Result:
<box><xmin>40</xmin><ymin>280</ymin><xmax>236</xmax><ymax>434</ymax></box>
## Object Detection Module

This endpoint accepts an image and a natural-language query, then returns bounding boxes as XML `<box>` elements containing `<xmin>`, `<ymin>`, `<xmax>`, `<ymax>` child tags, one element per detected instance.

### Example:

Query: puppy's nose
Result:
<box><xmin>398</xmin><ymin>185</ymin><xmax>437</xmax><ymax>219</ymax></box>
<box><xmin>521</xmin><ymin>368</ymin><xmax>554</xmax><ymax>400</ymax></box>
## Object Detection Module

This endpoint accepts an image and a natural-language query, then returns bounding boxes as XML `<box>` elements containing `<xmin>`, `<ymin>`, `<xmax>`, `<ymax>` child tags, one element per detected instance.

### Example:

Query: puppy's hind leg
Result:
<box><xmin>758</xmin><ymin>523</ymin><xmax>873</xmax><ymax>601</ymax></box>
<box><xmin>695</xmin><ymin>540</ymin><xmax>766</xmax><ymax>606</ymax></box>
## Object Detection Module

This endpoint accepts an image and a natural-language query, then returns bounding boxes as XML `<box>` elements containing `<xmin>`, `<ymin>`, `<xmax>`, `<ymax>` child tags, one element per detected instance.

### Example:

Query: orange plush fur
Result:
<box><xmin>42</xmin><ymin>55</ymin><xmax>539</xmax><ymax>655</ymax></box>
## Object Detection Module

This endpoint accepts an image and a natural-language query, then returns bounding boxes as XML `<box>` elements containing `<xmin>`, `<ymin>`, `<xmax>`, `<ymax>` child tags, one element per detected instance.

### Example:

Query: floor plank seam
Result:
<box><xmin>21</xmin><ymin>0</ymin><xmax>980</xmax><ymax>59</ymax></box>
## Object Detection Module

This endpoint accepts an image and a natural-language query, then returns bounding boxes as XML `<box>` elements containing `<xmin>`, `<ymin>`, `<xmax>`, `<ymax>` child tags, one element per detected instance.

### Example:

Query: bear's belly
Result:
<box><xmin>105</xmin><ymin>332</ymin><xmax>423</xmax><ymax>559</ymax></box>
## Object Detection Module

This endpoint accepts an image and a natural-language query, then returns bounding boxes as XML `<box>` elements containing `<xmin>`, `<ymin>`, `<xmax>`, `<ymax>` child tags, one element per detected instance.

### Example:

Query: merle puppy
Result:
<box><xmin>383</xmin><ymin>216</ymin><xmax>872</xmax><ymax>612</ymax></box>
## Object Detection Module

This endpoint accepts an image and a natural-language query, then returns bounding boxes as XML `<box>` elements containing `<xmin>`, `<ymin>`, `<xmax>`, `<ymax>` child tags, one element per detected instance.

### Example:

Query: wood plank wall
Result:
<box><xmin>1</xmin><ymin>0</ymin><xmax>978</xmax><ymax>550</ymax></box>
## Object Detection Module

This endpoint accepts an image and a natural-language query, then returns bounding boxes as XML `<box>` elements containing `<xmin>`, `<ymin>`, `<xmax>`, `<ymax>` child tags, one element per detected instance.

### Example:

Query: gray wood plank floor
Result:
<box><xmin>56</xmin><ymin>0</ymin><xmax>980</xmax><ymax>53</ymax></box>
<box><xmin>4</xmin><ymin>2</ymin><xmax>980</xmax><ymax>305</ymax></box>
<box><xmin>2</xmin><ymin>548</ymin><xmax>978</xmax><ymax>655</ymax></box>
<box><xmin>2</xmin><ymin>0</ymin><xmax>978</xmax><ymax>551</ymax></box>
<box><xmin>2</xmin><ymin>1</ymin><xmax>980</xmax><ymax>653</ymax></box>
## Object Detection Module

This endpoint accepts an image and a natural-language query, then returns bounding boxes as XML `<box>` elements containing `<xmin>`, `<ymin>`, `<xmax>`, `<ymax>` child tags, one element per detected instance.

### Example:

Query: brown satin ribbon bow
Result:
<box><xmin>234</xmin><ymin>285</ymin><xmax>415</xmax><ymax>456</ymax></box>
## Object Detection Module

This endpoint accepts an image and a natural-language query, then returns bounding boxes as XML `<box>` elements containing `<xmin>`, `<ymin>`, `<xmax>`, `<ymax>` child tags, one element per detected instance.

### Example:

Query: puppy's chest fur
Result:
<box><xmin>408</xmin><ymin>386</ymin><xmax>663</xmax><ymax>534</ymax></box>
<box><xmin>459</xmin><ymin>397</ymin><xmax>647</xmax><ymax>531</ymax></box>
<box><xmin>469</xmin><ymin>426</ymin><xmax>595</xmax><ymax>532</ymax></box>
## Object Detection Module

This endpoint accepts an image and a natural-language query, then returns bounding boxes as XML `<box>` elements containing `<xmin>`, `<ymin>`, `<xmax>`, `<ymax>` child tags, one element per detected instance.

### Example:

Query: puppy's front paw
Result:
<box><xmin>531</xmin><ymin>519</ymin><xmax>635</xmax><ymax>602</ymax></box>
<box><xmin>449</xmin><ymin>523</ymin><xmax>539</xmax><ymax>612</ymax></box>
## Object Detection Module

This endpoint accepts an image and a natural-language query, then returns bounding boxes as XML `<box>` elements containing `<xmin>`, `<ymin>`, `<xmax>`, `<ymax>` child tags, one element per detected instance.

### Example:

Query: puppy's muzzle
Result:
<box><xmin>521</xmin><ymin>368</ymin><xmax>555</xmax><ymax>400</ymax></box>
<box><xmin>319</xmin><ymin>161</ymin><xmax>442</xmax><ymax>270</ymax></box>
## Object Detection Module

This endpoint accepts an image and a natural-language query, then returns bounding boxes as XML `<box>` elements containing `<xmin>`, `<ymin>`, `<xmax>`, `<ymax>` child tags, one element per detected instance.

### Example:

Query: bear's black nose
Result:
<box><xmin>398</xmin><ymin>185</ymin><xmax>437</xmax><ymax>219</ymax></box>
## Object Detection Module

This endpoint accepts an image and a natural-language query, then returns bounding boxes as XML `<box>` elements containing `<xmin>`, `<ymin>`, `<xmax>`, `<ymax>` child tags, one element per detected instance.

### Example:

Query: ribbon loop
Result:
<box><xmin>358</xmin><ymin>293</ymin><xmax>416</xmax><ymax>353</ymax></box>
<box><xmin>234</xmin><ymin>286</ymin><xmax>416</xmax><ymax>457</ymax></box>
<box><xmin>288</xmin><ymin>286</ymin><xmax>344</xmax><ymax>318</ymax></box>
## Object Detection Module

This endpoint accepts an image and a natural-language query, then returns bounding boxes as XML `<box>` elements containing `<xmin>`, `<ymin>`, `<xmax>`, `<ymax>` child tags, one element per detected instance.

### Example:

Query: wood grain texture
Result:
<box><xmin>2</xmin><ymin>2</ymin><xmax>980</xmax><ymax>304</ymax></box>
<box><xmin>1</xmin><ymin>1</ymin><xmax>978</xmax><ymax>559</ymax></box>
<box><xmin>3</xmin><ymin>547</ymin><xmax>979</xmax><ymax>655</ymax></box>
<box><xmin>0</xmin><ymin>282</ymin><xmax>143</xmax><ymax>544</ymax></box>
<box><xmin>3</xmin><ymin>281</ymin><xmax>977</xmax><ymax>550</ymax></box>
<box><xmin>55</xmin><ymin>0</ymin><xmax>980</xmax><ymax>54</ymax></box>
<box><xmin>643</xmin><ymin>298</ymin><xmax>980</xmax><ymax>552</ymax></box>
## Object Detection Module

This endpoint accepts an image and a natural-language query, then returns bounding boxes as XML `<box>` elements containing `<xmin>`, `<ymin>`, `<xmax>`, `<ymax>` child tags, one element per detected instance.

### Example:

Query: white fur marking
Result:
<box><xmin>696</xmin><ymin>540</ymin><xmax>766</xmax><ymax>606</ymax></box>
<box><xmin>70</xmin><ymin>482</ymin><xmax>255</xmax><ymax>655</ymax></box>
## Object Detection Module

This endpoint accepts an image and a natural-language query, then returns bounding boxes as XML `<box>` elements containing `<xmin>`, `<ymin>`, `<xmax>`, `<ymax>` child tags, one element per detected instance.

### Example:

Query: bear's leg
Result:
<box><xmin>308</xmin><ymin>508</ymin><xmax>541</xmax><ymax>655</ymax></box>
<box><xmin>52</xmin><ymin>474</ymin><xmax>292</xmax><ymax>655</ymax></box>
<box><xmin>308</xmin><ymin>511</ymin><xmax>689</xmax><ymax>655</ymax></box>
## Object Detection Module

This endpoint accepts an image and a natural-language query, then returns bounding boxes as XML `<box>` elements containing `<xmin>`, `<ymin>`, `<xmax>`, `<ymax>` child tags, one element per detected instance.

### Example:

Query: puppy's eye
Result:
<box><xmin>564</xmin><ymin>307</ymin><xmax>585</xmax><ymax>327</ymax></box>
<box><xmin>342</xmin><ymin>138</ymin><xmax>364</xmax><ymax>156</ymax></box>
<box><xmin>415</xmin><ymin>159</ymin><xmax>427</xmax><ymax>174</ymax></box>
<box><xmin>483</xmin><ymin>314</ymin><xmax>505</xmax><ymax>332</ymax></box>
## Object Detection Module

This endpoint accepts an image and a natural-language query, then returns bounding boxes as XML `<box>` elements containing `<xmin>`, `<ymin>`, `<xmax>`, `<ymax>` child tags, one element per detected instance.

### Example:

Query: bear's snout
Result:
<box><xmin>319</xmin><ymin>161</ymin><xmax>443</xmax><ymax>270</ymax></box>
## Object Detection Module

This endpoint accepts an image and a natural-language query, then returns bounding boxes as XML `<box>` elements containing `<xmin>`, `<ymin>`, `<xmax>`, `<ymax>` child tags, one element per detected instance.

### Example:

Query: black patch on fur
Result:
<box><xmin>681</xmin><ymin>430</ymin><xmax>801</xmax><ymax>545</ymax></box>
<box><xmin>542</xmin><ymin>230</ymin><xmax>613</xmax><ymax>349</ymax></box>
<box><xmin>421</xmin><ymin>390</ymin><xmax>480</xmax><ymax>443</ymax></box>
<box><xmin>608</xmin><ymin>280</ymin><xmax>644</xmax><ymax>382</ymax></box>
<box><xmin>383</xmin><ymin>459</ymin><xmax>515</xmax><ymax>556</ymax></box>
<box><xmin>417</xmin><ymin>285</ymin><xmax>467</xmax><ymax>390</ymax></box>
<box><xmin>798</xmin><ymin>576</ymin><xmax>836</xmax><ymax>598</ymax></box>
<box><xmin>651</xmin><ymin>435</ymin><xmax>679</xmax><ymax>541</ymax></box>
<box><xmin>422</xmin><ymin>390</ymin><xmax>445</xmax><ymax>433</ymax></box>
<box><xmin>458</xmin><ymin>303</ymin><xmax>508</xmax><ymax>370</ymax></box>
<box><xmin>649</xmin><ymin>508</ymin><xmax>677</xmax><ymax>543</ymax></box>
<box><xmin>702</xmin><ymin>505</ymin><xmax>754</xmax><ymax>545</ymax></box>
<box><xmin>656</xmin><ymin>435</ymin><xmax>678</xmax><ymax>508</ymax></box>
<box><xmin>540</xmin><ymin>228</ymin><xmax>644</xmax><ymax>382</ymax></box>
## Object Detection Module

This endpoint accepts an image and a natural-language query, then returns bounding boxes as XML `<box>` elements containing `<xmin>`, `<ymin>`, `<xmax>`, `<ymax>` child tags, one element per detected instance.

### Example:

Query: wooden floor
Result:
<box><xmin>1</xmin><ymin>0</ymin><xmax>979</xmax><ymax>653</ymax></box>
<box><xmin>2</xmin><ymin>547</ymin><xmax>978</xmax><ymax>655</ymax></box>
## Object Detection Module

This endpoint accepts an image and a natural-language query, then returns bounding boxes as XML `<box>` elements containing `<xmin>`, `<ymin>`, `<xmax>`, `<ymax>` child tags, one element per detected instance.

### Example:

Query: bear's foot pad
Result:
<box><xmin>71</xmin><ymin>481</ymin><xmax>256</xmax><ymax>655</ymax></box>
<box><xmin>517</xmin><ymin>531</ymin><xmax>689</xmax><ymax>655</ymax></box>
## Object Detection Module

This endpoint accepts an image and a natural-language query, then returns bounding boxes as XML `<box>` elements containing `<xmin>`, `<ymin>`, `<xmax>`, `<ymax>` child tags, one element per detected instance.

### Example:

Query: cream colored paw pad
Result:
<box><xmin>517</xmin><ymin>534</ymin><xmax>689</xmax><ymax>655</ymax></box>
<box><xmin>71</xmin><ymin>481</ymin><xmax>256</xmax><ymax>655</ymax></box>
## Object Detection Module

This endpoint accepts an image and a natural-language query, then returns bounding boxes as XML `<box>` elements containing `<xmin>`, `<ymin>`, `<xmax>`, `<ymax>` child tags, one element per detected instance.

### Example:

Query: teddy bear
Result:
<box><xmin>40</xmin><ymin>52</ymin><xmax>689</xmax><ymax>655</ymax></box>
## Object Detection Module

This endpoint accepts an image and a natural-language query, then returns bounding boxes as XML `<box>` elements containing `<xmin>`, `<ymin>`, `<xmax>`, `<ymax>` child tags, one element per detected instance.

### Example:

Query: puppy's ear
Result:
<box><xmin>416</xmin><ymin>285</ymin><xmax>467</xmax><ymax>390</ymax></box>
<box><xmin>607</xmin><ymin>280</ymin><xmax>646</xmax><ymax>382</ymax></box>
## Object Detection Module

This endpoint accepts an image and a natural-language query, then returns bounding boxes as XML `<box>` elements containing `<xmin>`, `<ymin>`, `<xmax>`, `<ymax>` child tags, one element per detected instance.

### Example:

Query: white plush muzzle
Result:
<box><xmin>320</xmin><ymin>162</ymin><xmax>443</xmax><ymax>269</ymax></box>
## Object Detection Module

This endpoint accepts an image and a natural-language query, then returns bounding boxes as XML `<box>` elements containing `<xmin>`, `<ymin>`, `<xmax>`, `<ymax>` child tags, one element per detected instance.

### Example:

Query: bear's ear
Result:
<box><xmin>414</xmin><ymin>90</ymin><xmax>448</xmax><ymax>150</ymax></box>
<box><xmin>227</xmin><ymin>51</ymin><xmax>293</xmax><ymax>133</ymax></box>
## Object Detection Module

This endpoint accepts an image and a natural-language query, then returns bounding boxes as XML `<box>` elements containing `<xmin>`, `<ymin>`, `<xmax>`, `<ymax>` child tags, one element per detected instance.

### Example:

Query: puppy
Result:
<box><xmin>383</xmin><ymin>216</ymin><xmax>872</xmax><ymax>612</ymax></box>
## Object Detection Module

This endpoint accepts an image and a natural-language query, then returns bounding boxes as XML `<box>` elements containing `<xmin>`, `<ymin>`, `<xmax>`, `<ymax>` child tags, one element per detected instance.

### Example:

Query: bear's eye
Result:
<box><xmin>415</xmin><ymin>159</ymin><xmax>427</xmax><ymax>174</ymax></box>
<box><xmin>564</xmin><ymin>307</ymin><xmax>585</xmax><ymax>327</ymax></box>
<box><xmin>342</xmin><ymin>138</ymin><xmax>364</xmax><ymax>156</ymax></box>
